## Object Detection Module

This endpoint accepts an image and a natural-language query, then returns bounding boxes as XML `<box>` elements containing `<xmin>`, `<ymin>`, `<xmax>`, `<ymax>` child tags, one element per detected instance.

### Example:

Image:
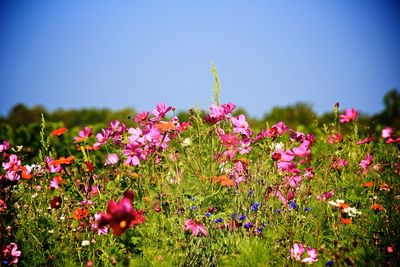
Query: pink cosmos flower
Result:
<box><xmin>231</xmin><ymin>114</ymin><xmax>251</xmax><ymax>136</ymax></box>
<box><xmin>339</xmin><ymin>108</ymin><xmax>358</xmax><ymax>123</ymax></box>
<box><xmin>382</xmin><ymin>127</ymin><xmax>392</xmax><ymax>139</ymax></box>
<box><xmin>290</xmin><ymin>243</ymin><xmax>305</xmax><ymax>261</ymax></box>
<box><xmin>135</xmin><ymin>111</ymin><xmax>149</xmax><ymax>126</ymax></box>
<box><xmin>152</xmin><ymin>102</ymin><xmax>173</xmax><ymax>120</ymax></box>
<box><xmin>74</xmin><ymin>126</ymin><xmax>93</xmax><ymax>143</ymax></box>
<box><xmin>360</xmin><ymin>154</ymin><xmax>373</xmax><ymax>171</ymax></box>
<box><xmin>98</xmin><ymin>190</ymin><xmax>146</xmax><ymax>236</ymax></box>
<box><xmin>50</xmin><ymin>178</ymin><xmax>59</xmax><ymax>189</ymax></box>
<box><xmin>184</xmin><ymin>219</ymin><xmax>208</xmax><ymax>236</ymax></box>
<box><xmin>94</xmin><ymin>129</ymin><xmax>110</xmax><ymax>148</ymax></box>
<box><xmin>356</xmin><ymin>136</ymin><xmax>374</xmax><ymax>145</ymax></box>
<box><xmin>0</xmin><ymin>140</ymin><xmax>9</xmax><ymax>152</ymax></box>
<box><xmin>332</xmin><ymin>158</ymin><xmax>348</xmax><ymax>170</ymax></box>
<box><xmin>123</xmin><ymin>143</ymin><xmax>143</xmax><ymax>166</ymax></box>
<box><xmin>316</xmin><ymin>191</ymin><xmax>335</xmax><ymax>201</ymax></box>
<box><xmin>302</xmin><ymin>247</ymin><xmax>318</xmax><ymax>263</ymax></box>
<box><xmin>105</xmin><ymin>153</ymin><xmax>119</xmax><ymax>166</ymax></box>
<box><xmin>221</xmin><ymin>102</ymin><xmax>236</xmax><ymax>115</ymax></box>
<box><xmin>268</xmin><ymin>122</ymin><xmax>288</xmax><ymax>137</ymax></box>
<box><xmin>1</xmin><ymin>242</ymin><xmax>21</xmax><ymax>265</ymax></box>
<box><xmin>45</xmin><ymin>156</ymin><xmax>62</xmax><ymax>173</ymax></box>
<box><xmin>327</xmin><ymin>133</ymin><xmax>343</xmax><ymax>144</ymax></box>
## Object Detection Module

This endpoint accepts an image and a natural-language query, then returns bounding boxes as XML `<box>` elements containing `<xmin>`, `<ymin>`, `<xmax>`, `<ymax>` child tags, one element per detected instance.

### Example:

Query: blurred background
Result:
<box><xmin>0</xmin><ymin>0</ymin><xmax>399</xmax><ymax>141</ymax></box>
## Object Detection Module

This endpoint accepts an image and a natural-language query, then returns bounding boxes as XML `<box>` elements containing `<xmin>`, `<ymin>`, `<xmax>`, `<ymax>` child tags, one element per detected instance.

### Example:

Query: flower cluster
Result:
<box><xmin>290</xmin><ymin>243</ymin><xmax>318</xmax><ymax>263</ymax></box>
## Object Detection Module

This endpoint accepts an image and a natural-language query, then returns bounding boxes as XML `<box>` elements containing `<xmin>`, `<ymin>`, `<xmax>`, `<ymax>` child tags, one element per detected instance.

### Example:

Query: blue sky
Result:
<box><xmin>1</xmin><ymin>0</ymin><xmax>399</xmax><ymax>118</ymax></box>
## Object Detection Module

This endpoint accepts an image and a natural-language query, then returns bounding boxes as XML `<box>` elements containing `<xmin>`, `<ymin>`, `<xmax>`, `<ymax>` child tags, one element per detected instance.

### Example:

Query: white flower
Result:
<box><xmin>81</xmin><ymin>240</ymin><xmax>90</xmax><ymax>246</ymax></box>
<box><xmin>182</xmin><ymin>138</ymin><xmax>191</xmax><ymax>147</ymax></box>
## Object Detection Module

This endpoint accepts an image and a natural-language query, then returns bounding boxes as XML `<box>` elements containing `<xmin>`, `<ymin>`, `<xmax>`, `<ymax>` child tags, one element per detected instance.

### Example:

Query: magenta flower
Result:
<box><xmin>94</xmin><ymin>129</ymin><xmax>110</xmax><ymax>148</ymax></box>
<box><xmin>290</xmin><ymin>243</ymin><xmax>305</xmax><ymax>261</ymax></box>
<box><xmin>123</xmin><ymin>143</ymin><xmax>143</xmax><ymax>166</ymax></box>
<box><xmin>152</xmin><ymin>102</ymin><xmax>173</xmax><ymax>120</ymax></box>
<box><xmin>0</xmin><ymin>140</ymin><xmax>9</xmax><ymax>152</ymax></box>
<box><xmin>290</xmin><ymin>243</ymin><xmax>318</xmax><ymax>263</ymax></box>
<box><xmin>339</xmin><ymin>108</ymin><xmax>358</xmax><ymax>123</ymax></box>
<box><xmin>134</xmin><ymin>111</ymin><xmax>149</xmax><ymax>125</ymax></box>
<box><xmin>105</xmin><ymin>153</ymin><xmax>119</xmax><ymax>166</ymax></box>
<box><xmin>1</xmin><ymin>242</ymin><xmax>21</xmax><ymax>265</ymax></box>
<box><xmin>382</xmin><ymin>127</ymin><xmax>392</xmax><ymax>139</ymax></box>
<box><xmin>73</xmin><ymin>126</ymin><xmax>93</xmax><ymax>143</ymax></box>
<box><xmin>231</xmin><ymin>115</ymin><xmax>251</xmax><ymax>136</ymax></box>
<box><xmin>360</xmin><ymin>154</ymin><xmax>373</xmax><ymax>170</ymax></box>
<box><xmin>268</xmin><ymin>122</ymin><xmax>288</xmax><ymax>137</ymax></box>
<box><xmin>98</xmin><ymin>190</ymin><xmax>146</xmax><ymax>236</ymax></box>
<box><xmin>45</xmin><ymin>156</ymin><xmax>62</xmax><ymax>173</ymax></box>
<box><xmin>184</xmin><ymin>219</ymin><xmax>208</xmax><ymax>236</ymax></box>
<box><xmin>302</xmin><ymin>247</ymin><xmax>318</xmax><ymax>263</ymax></box>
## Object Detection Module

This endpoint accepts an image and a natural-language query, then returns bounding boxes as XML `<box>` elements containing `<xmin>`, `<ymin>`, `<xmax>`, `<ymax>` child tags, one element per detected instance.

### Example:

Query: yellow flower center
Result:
<box><xmin>120</xmin><ymin>220</ymin><xmax>127</xmax><ymax>228</ymax></box>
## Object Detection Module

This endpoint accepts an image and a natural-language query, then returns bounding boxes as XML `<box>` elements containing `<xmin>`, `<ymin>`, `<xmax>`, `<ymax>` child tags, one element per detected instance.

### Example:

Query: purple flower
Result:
<box><xmin>238</xmin><ymin>214</ymin><xmax>246</xmax><ymax>221</ymax></box>
<box><xmin>244</xmin><ymin>222</ymin><xmax>252</xmax><ymax>229</ymax></box>
<box><xmin>251</xmin><ymin>202</ymin><xmax>260</xmax><ymax>211</ymax></box>
<box><xmin>214</xmin><ymin>218</ymin><xmax>223</xmax><ymax>223</ymax></box>
<box><xmin>289</xmin><ymin>200</ymin><xmax>298</xmax><ymax>210</ymax></box>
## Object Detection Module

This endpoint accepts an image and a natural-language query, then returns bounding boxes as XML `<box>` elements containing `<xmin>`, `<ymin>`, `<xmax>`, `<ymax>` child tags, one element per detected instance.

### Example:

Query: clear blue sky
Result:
<box><xmin>1</xmin><ymin>0</ymin><xmax>399</xmax><ymax>118</ymax></box>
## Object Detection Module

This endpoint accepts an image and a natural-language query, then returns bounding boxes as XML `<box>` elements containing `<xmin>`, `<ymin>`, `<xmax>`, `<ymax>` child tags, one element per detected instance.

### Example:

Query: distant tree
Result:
<box><xmin>262</xmin><ymin>102</ymin><xmax>317</xmax><ymax>129</ymax></box>
<box><xmin>6</xmin><ymin>103</ymin><xmax>47</xmax><ymax>128</ymax></box>
<box><xmin>375</xmin><ymin>89</ymin><xmax>400</xmax><ymax>130</ymax></box>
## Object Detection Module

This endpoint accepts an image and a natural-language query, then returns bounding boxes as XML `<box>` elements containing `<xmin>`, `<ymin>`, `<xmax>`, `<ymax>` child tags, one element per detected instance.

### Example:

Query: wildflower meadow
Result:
<box><xmin>1</xmin><ymin>85</ymin><xmax>399</xmax><ymax>266</ymax></box>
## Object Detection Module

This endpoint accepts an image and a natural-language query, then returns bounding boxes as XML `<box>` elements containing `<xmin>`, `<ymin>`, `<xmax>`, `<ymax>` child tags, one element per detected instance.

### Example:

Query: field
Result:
<box><xmin>1</xmin><ymin>98</ymin><xmax>399</xmax><ymax>266</ymax></box>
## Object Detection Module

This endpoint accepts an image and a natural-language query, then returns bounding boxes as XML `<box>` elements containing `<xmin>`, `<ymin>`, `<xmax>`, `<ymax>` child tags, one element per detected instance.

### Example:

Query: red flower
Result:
<box><xmin>50</xmin><ymin>196</ymin><xmax>62</xmax><ymax>209</ymax></box>
<box><xmin>51</xmin><ymin>127</ymin><xmax>67</xmax><ymax>136</ymax></box>
<box><xmin>52</xmin><ymin>156</ymin><xmax>74</xmax><ymax>166</ymax></box>
<box><xmin>72</xmin><ymin>208</ymin><xmax>89</xmax><ymax>220</ymax></box>
<box><xmin>98</xmin><ymin>190</ymin><xmax>145</xmax><ymax>235</ymax></box>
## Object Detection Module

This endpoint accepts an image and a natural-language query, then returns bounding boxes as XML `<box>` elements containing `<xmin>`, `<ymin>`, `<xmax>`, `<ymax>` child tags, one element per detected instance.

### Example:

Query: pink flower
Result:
<box><xmin>332</xmin><ymin>158</ymin><xmax>348</xmax><ymax>170</ymax></box>
<box><xmin>356</xmin><ymin>136</ymin><xmax>374</xmax><ymax>145</ymax></box>
<box><xmin>327</xmin><ymin>133</ymin><xmax>343</xmax><ymax>144</ymax></box>
<box><xmin>94</xmin><ymin>129</ymin><xmax>110</xmax><ymax>148</ymax></box>
<box><xmin>184</xmin><ymin>219</ymin><xmax>208</xmax><ymax>236</ymax></box>
<box><xmin>0</xmin><ymin>140</ymin><xmax>9</xmax><ymax>152</ymax></box>
<box><xmin>360</xmin><ymin>154</ymin><xmax>373</xmax><ymax>170</ymax></box>
<box><xmin>231</xmin><ymin>115</ymin><xmax>251</xmax><ymax>136</ymax></box>
<box><xmin>135</xmin><ymin>111</ymin><xmax>149</xmax><ymax>125</ymax></box>
<box><xmin>74</xmin><ymin>126</ymin><xmax>93</xmax><ymax>143</ymax></box>
<box><xmin>1</xmin><ymin>242</ymin><xmax>21</xmax><ymax>265</ymax></box>
<box><xmin>98</xmin><ymin>190</ymin><xmax>145</xmax><ymax>236</ymax></box>
<box><xmin>152</xmin><ymin>102</ymin><xmax>173</xmax><ymax>120</ymax></box>
<box><xmin>105</xmin><ymin>153</ymin><xmax>119</xmax><ymax>166</ymax></box>
<box><xmin>268</xmin><ymin>122</ymin><xmax>288</xmax><ymax>137</ymax></box>
<box><xmin>382</xmin><ymin>127</ymin><xmax>392</xmax><ymax>139</ymax></box>
<box><xmin>123</xmin><ymin>143</ymin><xmax>143</xmax><ymax>166</ymax></box>
<box><xmin>45</xmin><ymin>156</ymin><xmax>62</xmax><ymax>173</ymax></box>
<box><xmin>301</xmin><ymin>247</ymin><xmax>318</xmax><ymax>263</ymax></box>
<box><xmin>290</xmin><ymin>243</ymin><xmax>305</xmax><ymax>261</ymax></box>
<box><xmin>339</xmin><ymin>108</ymin><xmax>358</xmax><ymax>123</ymax></box>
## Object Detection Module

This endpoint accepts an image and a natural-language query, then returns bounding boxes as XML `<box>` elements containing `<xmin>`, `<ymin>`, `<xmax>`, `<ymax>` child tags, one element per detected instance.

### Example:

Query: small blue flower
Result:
<box><xmin>214</xmin><ymin>218</ymin><xmax>223</xmax><ymax>223</ymax></box>
<box><xmin>257</xmin><ymin>227</ymin><xmax>263</xmax><ymax>234</ymax></box>
<box><xmin>190</xmin><ymin>205</ymin><xmax>197</xmax><ymax>210</ymax></box>
<box><xmin>251</xmin><ymin>202</ymin><xmax>261</xmax><ymax>211</ymax></box>
<box><xmin>231</xmin><ymin>213</ymin><xmax>237</xmax><ymax>219</ymax></box>
<box><xmin>326</xmin><ymin>260</ymin><xmax>334</xmax><ymax>266</ymax></box>
<box><xmin>289</xmin><ymin>200</ymin><xmax>298</xmax><ymax>210</ymax></box>
<box><xmin>238</xmin><ymin>214</ymin><xmax>246</xmax><ymax>221</ymax></box>
<box><xmin>190</xmin><ymin>196</ymin><xmax>195</xmax><ymax>201</ymax></box>
<box><xmin>248</xmin><ymin>189</ymin><xmax>253</xmax><ymax>195</ymax></box>
<box><xmin>304</xmin><ymin>207</ymin><xmax>311</xmax><ymax>212</ymax></box>
<box><xmin>2</xmin><ymin>260</ymin><xmax>9</xmax><ymax>266</ymax></box>
<box><xmin>205</xmin><ymin>212</ymin><xmax>211</xmax><ymax>217</ymax></box>
<box><xmin>275</xmin><ymin>209</ymin><xmax>281</xmax><ymax>214</ymax></box>
<box><xmin>244</xmin><ymin>222</ymin><xmax>252</xmax><ymax>229</ymax></box>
